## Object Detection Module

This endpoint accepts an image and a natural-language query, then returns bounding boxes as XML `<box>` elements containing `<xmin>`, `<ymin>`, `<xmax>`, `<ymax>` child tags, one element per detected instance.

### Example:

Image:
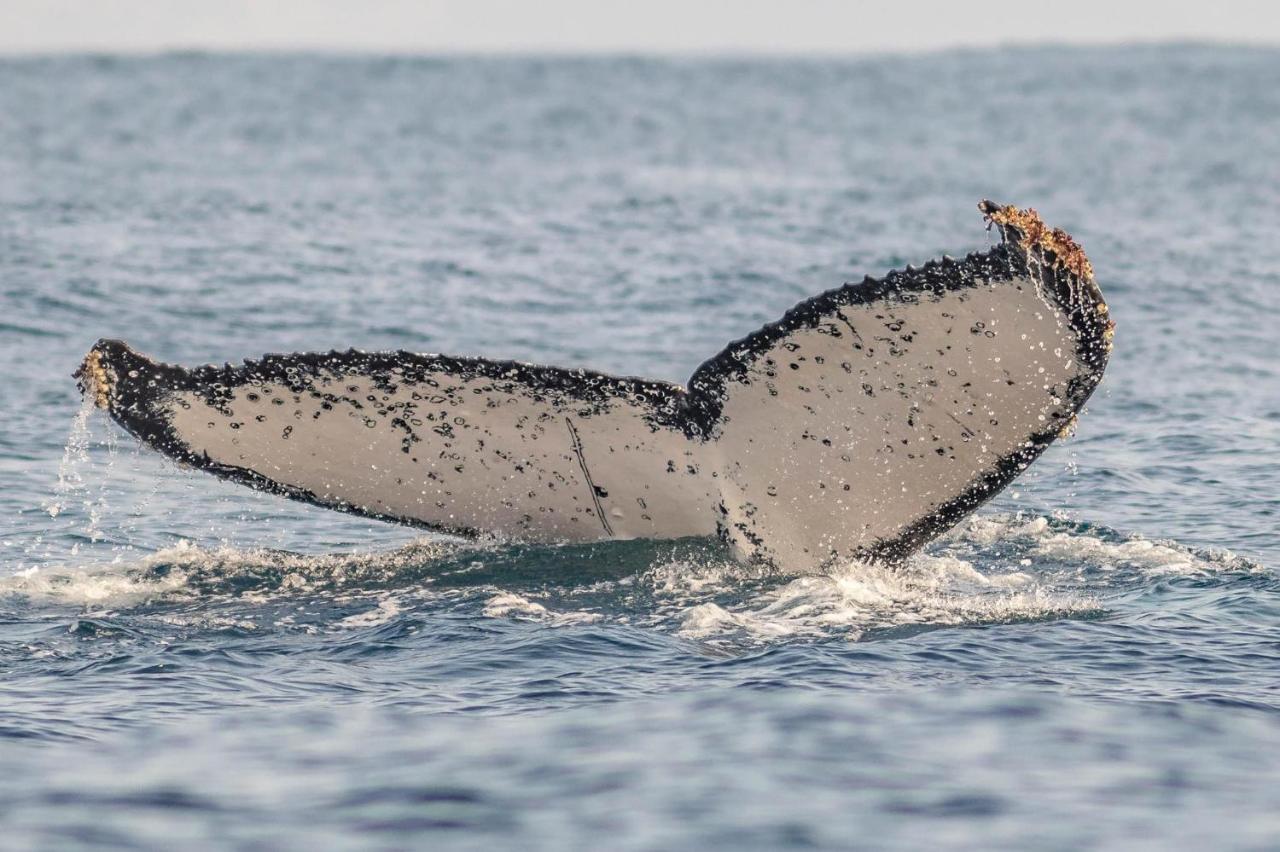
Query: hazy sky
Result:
<box><xmin>2</xmin><ymin>0</ymin><xmax>1278</xmax><ymax>55</ymax></box>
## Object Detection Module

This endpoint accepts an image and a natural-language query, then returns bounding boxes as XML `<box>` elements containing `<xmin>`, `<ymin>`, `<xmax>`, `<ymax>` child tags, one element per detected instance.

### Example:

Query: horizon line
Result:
<box><xmin>1</xmin><ymin>36</ymin><xmax>1277</xmax><ymax>61</ymax></box>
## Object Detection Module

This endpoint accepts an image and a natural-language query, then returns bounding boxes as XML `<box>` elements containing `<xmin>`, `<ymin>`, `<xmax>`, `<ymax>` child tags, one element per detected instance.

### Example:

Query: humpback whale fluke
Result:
<box><xmin>76</xmin><ymin>202</ymin><xmax>1112</xmax><ymax>572</ymax></box>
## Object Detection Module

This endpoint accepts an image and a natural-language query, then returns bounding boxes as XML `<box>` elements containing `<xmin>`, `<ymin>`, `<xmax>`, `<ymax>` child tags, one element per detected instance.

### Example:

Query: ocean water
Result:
<box><xmin>1</xmin><ymin>46</ymin><xmax>1278</xmax><ymax>849</ymax></box>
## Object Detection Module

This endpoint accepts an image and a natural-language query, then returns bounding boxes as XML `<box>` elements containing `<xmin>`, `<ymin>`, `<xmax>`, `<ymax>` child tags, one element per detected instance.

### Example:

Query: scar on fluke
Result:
<box><xmin>76</xmin><ymin>201</ymin><xmax>1112</xmax><ymax>572</ymax></box>
<box><xmin>565</xmin><ymin>416</ymin><xmax>613</xmax><ymax>537</ymax></box>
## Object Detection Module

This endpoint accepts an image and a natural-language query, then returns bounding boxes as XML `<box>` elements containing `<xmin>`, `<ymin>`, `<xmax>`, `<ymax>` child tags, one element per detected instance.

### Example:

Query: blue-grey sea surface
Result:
<box><xmin>1</xmin><ymin>47</ymin><xmax>1278</xmax><ymax>849</ymax></box>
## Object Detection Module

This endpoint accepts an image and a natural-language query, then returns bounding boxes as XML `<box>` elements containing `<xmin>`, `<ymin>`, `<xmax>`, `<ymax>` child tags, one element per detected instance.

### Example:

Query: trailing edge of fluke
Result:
<box><xmin>77</xmin><ymin>202</ymin><xmax>1113</xmax><ymax>572</ymax></box>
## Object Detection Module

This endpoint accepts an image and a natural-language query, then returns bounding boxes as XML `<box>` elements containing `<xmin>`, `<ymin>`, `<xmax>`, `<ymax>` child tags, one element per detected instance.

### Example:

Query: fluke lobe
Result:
<box><xmin>77</xmin><ymin>202</ymin><xmax>1113</xmax><ymax>572</ymax></box>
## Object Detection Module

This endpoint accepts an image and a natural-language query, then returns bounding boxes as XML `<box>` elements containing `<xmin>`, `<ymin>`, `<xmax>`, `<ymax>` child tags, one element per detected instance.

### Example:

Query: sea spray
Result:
<box><xmin>41</xmin><ymin>392</ymin><xmax>121</xmax><ymax>549</ymax></box>
<box><xmin>44</xmin><ymin>393</ymin><xmax>95</xmax><ymax>522</ymax></box>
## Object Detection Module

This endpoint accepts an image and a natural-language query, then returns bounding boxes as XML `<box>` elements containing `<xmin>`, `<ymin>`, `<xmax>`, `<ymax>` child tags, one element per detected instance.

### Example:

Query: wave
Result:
<box><xmin>2</xmin><ymin>514</ymin><xmax>1266</xmax><ymax>647</ymax></box>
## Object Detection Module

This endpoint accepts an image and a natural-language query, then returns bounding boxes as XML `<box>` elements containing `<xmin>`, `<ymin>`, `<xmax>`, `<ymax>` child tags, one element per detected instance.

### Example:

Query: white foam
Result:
<box><xmin>482</xmin><ymin>592</ymin><xmax>602</xmax><ymax>626</ymax></box>
<box><xmin>605</xmin><ymin>512</ymin><xmax>1267</xmax><ymax>644</ymax></box>
<box><xmin>1</xmin><ymin>537</ymin><xmax>461</xmax><ymax>608</ymax></box>
<box><xmin>678</xmin><ymin>602</ymin><xmax>803</xmax><ymax>640</ymax></box>
<box><xmin>643</xmin><ymin>558</ymin><xmax>769</xmax><ymax>597</ymax></box>
<box><xmin>334</xmin><ymin>596</ymin><xmax>404</xmax><ymax>629</ymax></box>
<box><xmin>675</xmin><ymin>552</ymin><xmax>1090</xmax><ymax>643</ymax></box>
<box><xmin>0</xmin><ymin>562</ymin><xmax>190</xmax><ymax>607</ymax></box>
<box><xmin>949</xmin><ymin>513</ymin><xmax>1263</xmax><ymax>576</ymax></box>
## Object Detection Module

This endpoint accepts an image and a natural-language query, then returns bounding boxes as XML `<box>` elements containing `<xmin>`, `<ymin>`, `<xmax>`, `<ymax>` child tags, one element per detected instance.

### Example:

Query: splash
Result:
<box><xmin>674</xmin><ymin>553</ymin><xmax>1090</xmax><ymax>643</ymax></box>
<box><xmin>0</xmin><ymin>556</ymin><xmax>191</xmax><ymax>607</ymax></box>
<box><xmin>664</xmin><ymin>513</ymin><xmax>1267</xmax><ymax>644</ymax></box>
<box><xmin>1</xmin><ymin>537</ymin><xmax>464</xmax><ymax>608</ymax></box>
<box><xmin>43</xmin><ymin>394</ymin><xmax>95</xmax><ymax>522</ymax></box>
<box><xmin>4</xmin><ymin>512</ymin><xmax>1266</xmax><ymax>648</ymax></box>
<box><xmin>41</xmin><ymin>394</ymin><xmax>120</xmax><ymax>547</ymax></box>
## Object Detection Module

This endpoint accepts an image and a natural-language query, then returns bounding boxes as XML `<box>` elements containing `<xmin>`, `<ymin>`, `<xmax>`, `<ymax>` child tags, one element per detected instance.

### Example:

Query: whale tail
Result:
<box><xmin>78</xmin><ymin>202</ymin><xmax>1112</xmax><ymax>572</ymax></box>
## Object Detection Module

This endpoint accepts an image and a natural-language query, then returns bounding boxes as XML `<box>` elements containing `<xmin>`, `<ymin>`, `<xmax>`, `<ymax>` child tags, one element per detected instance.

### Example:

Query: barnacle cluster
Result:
<box><xmin>78</xmin><ymin>349</ymin><xmax>112</xmax><ymax>409</ymax></box>
<box><xmin>980</xmin><ymin>201</ymin><xmax>1095</xmax><ymax>282</ymax></box>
